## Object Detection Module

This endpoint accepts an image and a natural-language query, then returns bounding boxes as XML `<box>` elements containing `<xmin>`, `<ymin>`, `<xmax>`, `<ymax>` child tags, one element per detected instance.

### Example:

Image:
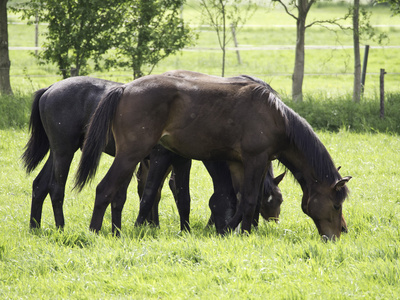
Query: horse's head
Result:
<box><xmin>302</xmin><ymin>176</ymin><xmax>351</xmax><ymax>241</ymax></box>
<box><xmin>260</xmin><ymin>171</ymin><xmax>285</xmax><ymax>223</ymax></box>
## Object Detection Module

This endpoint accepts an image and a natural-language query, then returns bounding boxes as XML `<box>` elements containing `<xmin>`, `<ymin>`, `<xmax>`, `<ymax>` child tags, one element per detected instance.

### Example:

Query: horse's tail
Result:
<box><xmin>21</xmin><ymin>87</ymin><xmax>51</xmax><ymax>173</ymax></box>
<box><xmin>75</xmin><ymin>85</ymin><xmax>126</xmax><ymax>191</ymax></box>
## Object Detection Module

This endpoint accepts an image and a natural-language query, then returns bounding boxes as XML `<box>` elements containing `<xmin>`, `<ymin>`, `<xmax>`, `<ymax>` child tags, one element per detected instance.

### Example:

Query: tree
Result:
<box><xmin>272</xmin><ymin>0</ymin><xmax>320</xmax><ymax>101</ymax></box>
<box><xmin>199</xmin><ymin>0</ymin><xmax>256</xmax><ymax>77</ymax></box>
<box><xmin>272</xmin><ymin>0</ymin><xmax>350</xmax><ymax>101</ymax></box>
<box><xmin>0</xmin><ymin>0</ymin><xmax>13</xmax><ymax>95</ymax></box>
<box><xmin>16</xmin><ymin>0</ymin><xmax>124</xmax><ymax>78</ymax></box>
<box><xmin>106</xmin><ymin>0</ymin><xmax>194</xmax><ymax>79</ymax></box>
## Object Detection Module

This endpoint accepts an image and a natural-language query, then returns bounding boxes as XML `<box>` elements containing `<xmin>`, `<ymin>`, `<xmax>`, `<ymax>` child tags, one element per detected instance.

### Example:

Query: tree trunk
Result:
<box><xmin>0</xmin><ymin>0</ymin><xmax>13</xmax><ymax>95</ymax></box>
<box><xmin>353</xmin><ymin>0</ymin><xmax>361</xmax><ymax>103</ymax></box>
<box><xmin>221</xmin><ymin>0</ymin><xmax>226</xmax><ymax>77</ymax></box>
<box><xmin>292</xmin><ymin>16</ymin><xmax>306</xmax><ymax>102</ymax></box>
<box><xmin>292</xmin><ymin>0</ymin><xmax>309</xmax><ymax>102</ymax></box>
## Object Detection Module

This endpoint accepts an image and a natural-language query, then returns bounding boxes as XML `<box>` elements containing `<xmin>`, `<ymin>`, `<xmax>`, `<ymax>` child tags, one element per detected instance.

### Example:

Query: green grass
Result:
<box><xmin>2</xmin><ymin>3</ymin><xmax>400</xmax><ymax>298</ymax></box>
<box><xmin>0</xmin><ymin>129</ymin><xmax>399</xmax><ymax>298</ymax></box>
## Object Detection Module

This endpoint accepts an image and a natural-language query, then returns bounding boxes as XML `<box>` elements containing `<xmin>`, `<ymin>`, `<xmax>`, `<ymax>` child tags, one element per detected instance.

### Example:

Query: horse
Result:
<box><xmin>22</xmin><ymin>77</ymin><xmax>121</xmax><ymax>229</ymax></box>
<box><xmin>22</xmin><ymin>75</ymin><xmax>285</xmax><ymax>234</ymax></box>
<box><xmin>76</xmin><ymin>71</ymin><xmax>351</xmax><ymax>240</ymax></box>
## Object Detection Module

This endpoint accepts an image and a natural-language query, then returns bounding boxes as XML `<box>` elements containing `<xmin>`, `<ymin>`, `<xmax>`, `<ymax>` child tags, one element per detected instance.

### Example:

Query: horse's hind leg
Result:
<box><xmin>30</xmin><ymin>158</ymin><xmax>53</xmax><ymax>228</ymax></box>
<box><xmin>49</xmin><ymin>151</ymin><xmax>75</xmax><ymax>228</ymax></box>
<box><xmin>90</xmin><ymin>156</ymin><xmax>138</xmax><ymax>233</ymax></box>
<box><xmin>111</xmin><ymin>177</ymin><xmax>131</xmax><ymax>236</ymax></box>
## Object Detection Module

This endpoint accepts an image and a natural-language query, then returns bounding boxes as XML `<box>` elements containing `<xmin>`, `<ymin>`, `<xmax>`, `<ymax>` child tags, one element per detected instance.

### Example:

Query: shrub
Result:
<box><xmin>1</xmin><ymin>91</ymin><xmax>400</xmax><ymax>134</ymax></box>
<box><xmin>284</xmin><ymin>92</ymin><xmax>400</xmax><ymax>134</ymax></box>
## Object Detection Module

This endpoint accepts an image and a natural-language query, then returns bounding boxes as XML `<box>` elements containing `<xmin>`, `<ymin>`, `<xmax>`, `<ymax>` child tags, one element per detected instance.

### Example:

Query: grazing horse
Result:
<box><xmin>22</xmin><ymin>75</ymin><xmax>284</xmax><ymax>234</ymax></box>
<box><xmin>76</xmin><ymin>72</ymin><xmax>351</xmax><ymax>240</ymax></box>
<box><xmin>22</xmin><ymin>77</ymin><xmax>121</xmax><ymax>229</ymax></box>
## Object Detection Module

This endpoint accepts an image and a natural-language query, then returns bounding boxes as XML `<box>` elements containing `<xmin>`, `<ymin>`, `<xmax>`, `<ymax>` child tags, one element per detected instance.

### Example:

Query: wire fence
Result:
<box><xmin>8</xmin><ymin>45</ymin><xmax>400</xmax><ymax>78</ymax></box>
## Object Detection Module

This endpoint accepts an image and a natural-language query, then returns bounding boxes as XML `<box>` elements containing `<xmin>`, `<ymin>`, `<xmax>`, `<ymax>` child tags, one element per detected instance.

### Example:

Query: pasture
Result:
<box><xmin>1</xmin><ymin>1</ymin><xmax>400</xmax><ymax>299</ymax></box>
<box><xmin>0</xmin><ymin>129</ymin><xmax>399</xmax><ymax>298</ymax></box>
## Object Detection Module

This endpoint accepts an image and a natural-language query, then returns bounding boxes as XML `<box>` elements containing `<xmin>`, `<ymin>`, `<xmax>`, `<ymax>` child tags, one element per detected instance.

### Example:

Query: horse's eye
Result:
<box><xmin>333</xmin><ymin>204</ymin><xmax>341</xmax><ymax>211</ymax></box>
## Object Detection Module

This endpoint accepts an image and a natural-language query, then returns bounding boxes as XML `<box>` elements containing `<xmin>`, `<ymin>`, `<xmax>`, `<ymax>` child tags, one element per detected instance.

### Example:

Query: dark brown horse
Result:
<box><xmin>22</xmin><ymin>75</ymin><xmax>285</xmax><ymax>234</ymax></box>
<box><xmin>76</xmin><ymin>71</ymin><xmax>351</xmax><ymax>240</ymax></box>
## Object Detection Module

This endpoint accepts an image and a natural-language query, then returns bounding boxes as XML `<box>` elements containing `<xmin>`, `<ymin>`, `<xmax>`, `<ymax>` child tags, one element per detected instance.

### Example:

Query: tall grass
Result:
<box><xmin>0</xmin><ymin>93</ymin><xmax>31</xmax><ymax>129</ymax></box>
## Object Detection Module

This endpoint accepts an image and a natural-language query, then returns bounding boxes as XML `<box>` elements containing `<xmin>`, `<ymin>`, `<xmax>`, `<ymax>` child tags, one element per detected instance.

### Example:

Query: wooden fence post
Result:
<box><xmin>361</xmin><ymin>45</ymin><xmax>369</xmax><ymax>96</ymax></box>
<box><xmin>380</xmin><ymin>68</ymin><xmax>386</xmax><ymax>119</ymax></box>
<box><xmin>230</xmin><ymin>24</ymin><xmax>241</xmax><ymax>65</ymax></box>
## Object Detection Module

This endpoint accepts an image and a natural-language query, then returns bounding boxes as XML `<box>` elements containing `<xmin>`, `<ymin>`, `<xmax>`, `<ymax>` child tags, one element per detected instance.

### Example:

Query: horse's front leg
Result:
<box><xmin>224</xmin><ymin>157</ymin><xmax>268</xmax><ymax>234</ymax></box>
<box><xmin>203</xmin><ymin>161</ymin><xmax>237</xmax><ymax>234</ymax></box>
<box><xmin>240</xmin><ymin>157</ymin><xmax>269</xmax><ymax>234</ymax></box>
<box><xmin>135</xmin><ymin>146</ymin><xmax>175</xmax><ymax>228</ymax></box>
<box><xmin>171</xmin><ymin>156</ymin><xmax>192</xmax><ymax>232</ymax></box>
<box><xmin>136</xmin><ymin>158</ymin><xmax>169</xmax><ymax>226</ymax></box>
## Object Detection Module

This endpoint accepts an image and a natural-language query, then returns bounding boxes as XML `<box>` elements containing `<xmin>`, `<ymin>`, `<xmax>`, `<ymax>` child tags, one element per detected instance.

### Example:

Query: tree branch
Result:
<box><xmin>305</xmin><ymin>0</ymin><xmax>316</xmax><ymax>14</ymax></box>
<box><xmin>272</xmin><ymin>0</ymin><xmax>298</xmax><ymax>21</ymax></box>
<box><xmin>305</xmin><ymin>16</ymin><xmax>350</xmax><ymax>30</ymax></box>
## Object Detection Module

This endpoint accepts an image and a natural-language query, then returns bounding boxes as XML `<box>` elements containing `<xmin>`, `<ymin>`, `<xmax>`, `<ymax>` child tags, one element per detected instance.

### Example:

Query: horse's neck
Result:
<box><xmin>279</xmin><ymin>147</ymin><xmax>314</xmax><ymax>190</ymax></box>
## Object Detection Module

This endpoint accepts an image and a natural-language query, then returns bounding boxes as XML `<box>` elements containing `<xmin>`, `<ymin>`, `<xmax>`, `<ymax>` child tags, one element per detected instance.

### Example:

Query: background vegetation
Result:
<box><xmin>1</xmin><ymin>1</ymin><xmax>400</xmax><ymax>299</ymax></box>
<box><xmin>4</xmin><ymin>1</ymin><xmax>400</xmax><ymax>131</ymax></box>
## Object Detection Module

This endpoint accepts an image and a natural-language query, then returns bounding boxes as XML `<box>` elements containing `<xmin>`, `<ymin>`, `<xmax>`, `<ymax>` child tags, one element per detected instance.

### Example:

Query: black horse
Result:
<box><xmin>22</xmin><ymin>75</ymin><xmax>285</xmax><ymax>234</ymax></box>
<box><xmin>76</xmin><ymin>71</ymin><xmax>351</xmax><ymax>240</ymax></box>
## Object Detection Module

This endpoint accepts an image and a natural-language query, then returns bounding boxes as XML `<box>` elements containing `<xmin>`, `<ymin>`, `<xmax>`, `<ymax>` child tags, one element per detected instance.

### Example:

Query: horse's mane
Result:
<box><xmin>248</xmin><ymin>76</ymin><xmax>349</xmax><ymax>199</ymax></box>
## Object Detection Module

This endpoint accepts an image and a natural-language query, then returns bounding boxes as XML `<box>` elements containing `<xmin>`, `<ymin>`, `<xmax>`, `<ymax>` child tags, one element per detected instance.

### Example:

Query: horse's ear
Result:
<box><xmin>274</xmin><ymin>171</ymin><xmax>286</xmax><ymax>185</ymax></box>
<box><xmin>332</xmin><ymin>176</ymin><xmax>352</xmax><ymax>191</ymax></box>
<box><xmin>337</xmin><ymin>166</ymin><xmax>341</xmax><ymax>171</ymax></box>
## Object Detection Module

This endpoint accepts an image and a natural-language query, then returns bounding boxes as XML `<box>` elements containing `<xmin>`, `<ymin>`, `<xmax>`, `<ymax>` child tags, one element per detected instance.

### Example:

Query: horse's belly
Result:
<box><xmin>159</xmin><ymin>131</ymin><xmax>241</xmax><ymax>162</ymax></box>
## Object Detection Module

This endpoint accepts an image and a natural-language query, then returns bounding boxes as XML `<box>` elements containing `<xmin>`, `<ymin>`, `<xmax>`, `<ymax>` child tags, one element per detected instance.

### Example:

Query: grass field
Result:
<box><xmin>0</xmin><ymin>129</ymin><xmax>399</xmax><ymax>299</ymax></box>
<box><xmin>2</xmin><ymin>1</ymin><xmax>400</xmax><ymax>299</ymax></box>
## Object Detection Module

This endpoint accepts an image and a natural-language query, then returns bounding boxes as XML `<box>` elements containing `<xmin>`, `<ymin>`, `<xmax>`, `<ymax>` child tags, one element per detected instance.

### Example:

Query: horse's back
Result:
<box><xmin>39</xmin><ymin>76</ymin><xmax>122</xmax><ymax>151</ymax></box>
<box><xmin>117</xmin><ymin>74</ymin><xmax>279</xmax><ymax>161</ymax></box>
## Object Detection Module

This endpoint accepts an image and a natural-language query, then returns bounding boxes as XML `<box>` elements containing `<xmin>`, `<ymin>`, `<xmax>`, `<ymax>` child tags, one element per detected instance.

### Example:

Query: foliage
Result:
<box><xmin>13</xmin><ymin>0</ymin><xmax>123</xmax><ymax>78</ymax></box>
<box><xmin>379</xmin><ymin>0</ymin><xmax>400</xmax><ymax>15</ymax></box>
<box><xmin>104</xmin><ymin>0</ymin><xmax>195</xmax><ymax>79</ymax></box>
